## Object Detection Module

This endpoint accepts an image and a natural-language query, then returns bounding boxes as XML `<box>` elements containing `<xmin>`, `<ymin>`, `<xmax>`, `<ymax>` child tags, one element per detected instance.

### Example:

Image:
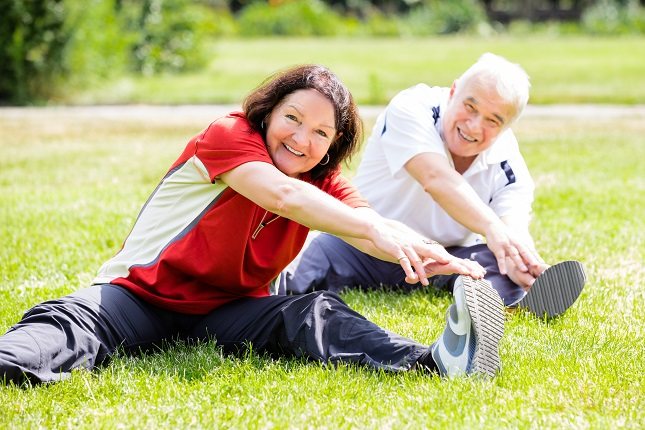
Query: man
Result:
<box><xmin>279</xmin><ymin>53</ymin><xmax>585</xmax><ymax>318</ymax></box>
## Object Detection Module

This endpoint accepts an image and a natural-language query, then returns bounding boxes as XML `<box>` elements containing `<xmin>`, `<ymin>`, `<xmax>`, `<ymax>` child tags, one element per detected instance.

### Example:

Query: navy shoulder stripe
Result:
<box><xmin>500</xmin><ymin>160</ymin><xmax>516</xmax><ymax>186</ymax></box>
<box><xmin>432</xmin><ymin>106</ymin><xmax>440</xmax><ymax>125</ymax></box>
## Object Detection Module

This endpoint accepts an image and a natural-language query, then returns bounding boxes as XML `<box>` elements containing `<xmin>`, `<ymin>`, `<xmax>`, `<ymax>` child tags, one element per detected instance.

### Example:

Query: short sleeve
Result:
<box><xmin>379</xmin><ymin>86</ymin><xmax>446</xmax><ymax>178</ymax></box>
<box><xmin>194</xmin><ymin>112</ymin><xmax>273</xmax><ymax>182</ymax></box>
<box><xmin>489</xmin><ymin>155</ymin><xmax>535</xmax><ymax>219</ymax></box>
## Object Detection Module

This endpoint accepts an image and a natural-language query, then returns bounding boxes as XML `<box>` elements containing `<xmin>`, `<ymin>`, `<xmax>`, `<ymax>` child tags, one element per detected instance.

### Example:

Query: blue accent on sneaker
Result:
<box><xmin>431</xmin><ymin>276</ymin><xmax>505</xmax><ymax>377</ymax></box>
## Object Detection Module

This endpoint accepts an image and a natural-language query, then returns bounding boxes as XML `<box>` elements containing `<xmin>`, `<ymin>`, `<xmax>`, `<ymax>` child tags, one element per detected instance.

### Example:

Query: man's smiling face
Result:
<box><xmin>442</xmin><ymin>76</ymin><xmax>516</xmax><ymax>162</ymax></box>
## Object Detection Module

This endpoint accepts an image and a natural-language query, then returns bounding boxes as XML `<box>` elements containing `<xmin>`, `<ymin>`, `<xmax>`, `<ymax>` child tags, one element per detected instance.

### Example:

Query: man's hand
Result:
<box><xmin>505</xmin><ymin>256</ymin><xmax>549</xmax><ymax>290</ymax></box>
<box><xmin>484</xmin><ymin>220</ymin><xmax>542</xmax><ymax>276</ymax></box>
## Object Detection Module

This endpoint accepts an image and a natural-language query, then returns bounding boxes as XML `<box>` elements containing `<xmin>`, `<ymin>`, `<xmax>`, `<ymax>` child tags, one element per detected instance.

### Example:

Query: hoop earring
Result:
<box><xmin>319</xmin><ymin>153</ymin><xmax>330</xmax><ymax>166</ymax></box>
<box><xmin>260</xmin><ymin>121</ymin><xmax>265</xmax><ymax>130</ymax></box>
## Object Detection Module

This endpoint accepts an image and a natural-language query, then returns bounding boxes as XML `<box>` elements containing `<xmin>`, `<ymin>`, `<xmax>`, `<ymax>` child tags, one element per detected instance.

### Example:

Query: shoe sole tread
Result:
<box><xmin>519</xmin><ymin>260</ymin><xmax>586</xmax><ymax>318</ymax></box>
<box><xmin>462</xmin><ymin>277</ymin><xmax>505</xmax><ymax>377</ymax></box>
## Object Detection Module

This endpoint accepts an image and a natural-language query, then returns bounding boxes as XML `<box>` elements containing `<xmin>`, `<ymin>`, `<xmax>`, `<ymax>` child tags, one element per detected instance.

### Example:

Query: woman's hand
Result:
<box><xmin>367</xmin><ymin>220</ymin><xmax>486</xmax><ymax>286</ymax></box>
<box><xmin>409</xmin><ymin>239</ymin><xmax>486</xmax><ymax>284</ymax></box>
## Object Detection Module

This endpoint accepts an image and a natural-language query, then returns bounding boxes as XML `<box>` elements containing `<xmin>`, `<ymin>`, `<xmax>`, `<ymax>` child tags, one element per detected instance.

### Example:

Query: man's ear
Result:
<box><xmin>449</xmin><ymin>80</ymin><xmax>457</xmax><ymax>98</ymax></box>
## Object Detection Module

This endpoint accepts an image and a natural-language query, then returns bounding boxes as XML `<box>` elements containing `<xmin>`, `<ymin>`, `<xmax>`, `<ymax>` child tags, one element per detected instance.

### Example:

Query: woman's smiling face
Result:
<box><xmin>265</xmin><ymin>89</ymin><xmax>337</xmax><ymax>178</ymax></box>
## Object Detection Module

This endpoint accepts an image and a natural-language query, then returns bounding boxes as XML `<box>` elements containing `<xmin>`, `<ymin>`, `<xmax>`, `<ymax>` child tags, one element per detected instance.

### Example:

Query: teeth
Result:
<box><xmin>283</xmin><ymin>143</ymin><xmax>304</xmax><ymax>156</ymax></box>
<box><xmin>458</xmin><ymin>128</ymin><xmax>477</xmax><ymax>142</ymax></box>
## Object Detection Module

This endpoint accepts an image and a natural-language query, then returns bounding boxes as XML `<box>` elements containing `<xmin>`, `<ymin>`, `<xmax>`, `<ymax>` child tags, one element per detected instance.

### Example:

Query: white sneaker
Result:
<box><xmin>431</xmin><ymin>276</ymin><xmax>505</xmax><ymax>377</ymax></box>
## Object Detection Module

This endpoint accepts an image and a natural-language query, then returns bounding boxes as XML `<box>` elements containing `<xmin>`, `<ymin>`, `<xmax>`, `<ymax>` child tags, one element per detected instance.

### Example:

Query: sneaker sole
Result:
<box><xmin>462</xmin><ymin>277</ymin><xmax>505</xmax><ymax>377</ymax></box>
<box><xmin>518</xmin><ymin>260</ymin><xmax>586</xmax><ymax>318</ymax></box>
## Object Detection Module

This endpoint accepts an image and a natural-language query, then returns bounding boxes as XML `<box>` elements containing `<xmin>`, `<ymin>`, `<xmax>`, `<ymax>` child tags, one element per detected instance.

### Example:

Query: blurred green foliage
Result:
<box><xmin>64</xmin><ymin>0</ymin><xmax>131</xmax><ymax>88</ymax></box>
<box><xmin>120</xmin><ymin>0</ymin><xmax>221</xmax><ymax>75</ymax></box>
<box><xmin>402</xmin><ymin>0</ymin><xmax>488</xmax><ymax>35</ymax></box>
<box><xmin>410</xmin><ymin>0</ymin><xmax>488</xmax><ymax>34</ymax></box>
<box><xmin>1</xmin><ymin>0</ymin><xmax>644</xmax><ymax>104</ymax></box>
<box><xmin>0</xmin><ymin>0</ymin><xmax>70</xmax><ymax>104</ymax></box>
<box><xmin>582</xmin><ymin>0</ymin><xmax>645</xmax><ymax>34</ymax></box>
<box><xmin>237</xmin><ymin>0</ymin><xmax>343</xmax><ymax>36</ymax></box>
<box><xmin>1</xmin><ymin>0</ymin><xmax>223</xmax><ymax>104</ymax></box>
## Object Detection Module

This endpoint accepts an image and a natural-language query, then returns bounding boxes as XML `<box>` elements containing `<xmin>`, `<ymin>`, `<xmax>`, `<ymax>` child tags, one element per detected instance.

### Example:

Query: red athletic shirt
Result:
<box><xmin>93</xmin><ymin>112</ymin><xmax>368</xmax><ymax>314</ymax></box>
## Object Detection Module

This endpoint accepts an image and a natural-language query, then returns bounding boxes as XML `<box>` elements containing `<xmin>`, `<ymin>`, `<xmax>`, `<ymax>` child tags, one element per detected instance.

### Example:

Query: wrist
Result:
<box><xmin>483</xmin><ymin>218</ymin><xmax>505</xmax><ymax>236</ymax></box>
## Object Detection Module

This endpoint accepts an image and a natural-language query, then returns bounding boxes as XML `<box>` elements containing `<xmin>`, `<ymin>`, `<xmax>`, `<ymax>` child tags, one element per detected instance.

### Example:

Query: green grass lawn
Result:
<box><xmin>0</xmin><ymin>107</ymin><xmax>643</xmax><ymax>429</ymax></box>
<box><xmin>67</xmin><ymin>35</ymin><xmax>645</xmax><ymax>106</ymax></box>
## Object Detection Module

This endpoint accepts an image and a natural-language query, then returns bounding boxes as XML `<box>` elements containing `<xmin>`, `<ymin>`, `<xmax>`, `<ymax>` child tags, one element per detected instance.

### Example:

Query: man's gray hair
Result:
<box><xmin>457</xmin><ymin>52</ymin><xmax>531</xmax><ymax>123</ymax></box>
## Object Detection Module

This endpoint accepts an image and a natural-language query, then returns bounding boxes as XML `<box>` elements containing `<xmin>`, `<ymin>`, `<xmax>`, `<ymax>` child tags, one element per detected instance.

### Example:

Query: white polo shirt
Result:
<box><xmin>354</xmin><ymin>84</ymin><xmax>535</xmax><ymax>247</ymax></box>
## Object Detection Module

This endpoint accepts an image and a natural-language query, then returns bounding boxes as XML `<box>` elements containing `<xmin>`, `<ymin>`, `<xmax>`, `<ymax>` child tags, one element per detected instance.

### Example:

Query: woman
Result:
<box><xmin>0</xmin><ymin>65</ymin><xmax>502</xmax><ymax>385</ymax></box>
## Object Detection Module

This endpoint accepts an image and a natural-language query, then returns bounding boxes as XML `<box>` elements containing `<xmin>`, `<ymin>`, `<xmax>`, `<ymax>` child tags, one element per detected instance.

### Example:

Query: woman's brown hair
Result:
<box><xmin>243</xmin><ymin>64</ymin><xmax>363</xmax><ymax>180</ymax></box>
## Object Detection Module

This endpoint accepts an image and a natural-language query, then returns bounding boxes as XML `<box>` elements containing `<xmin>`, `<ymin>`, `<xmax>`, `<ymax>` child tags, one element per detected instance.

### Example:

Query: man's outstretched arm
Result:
<box><xmin>404</xmin><ymin>152</ymin><xmax>541</xmax><ymax>276</ymax></box>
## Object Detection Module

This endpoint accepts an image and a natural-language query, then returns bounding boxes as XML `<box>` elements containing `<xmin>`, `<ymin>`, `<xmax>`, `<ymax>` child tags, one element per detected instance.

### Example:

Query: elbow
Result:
<box><xmin>269</xmin><ymin>180</ymin><xmax>307</xmax><ymax>216</ymax></box>
<box><xmin>421</xmin><ymin>174</ymin><xmax>442</xmax><ymax>195</ymax></box>
<box><xmin>413</xmin><ymin>164</ymin><xmax>445</xmax><ymax>195</ymax></box>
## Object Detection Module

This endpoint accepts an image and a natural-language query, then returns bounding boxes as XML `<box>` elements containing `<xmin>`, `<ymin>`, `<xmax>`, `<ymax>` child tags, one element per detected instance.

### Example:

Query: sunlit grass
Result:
<box><xmin>66</xmin><ymin>35</ymin><xmax>645</xmax><ymax>106</ymax></box>
<box><xmin>0</xmin><ymin>109</ymin><xmax>643</xmax><ymax>429</ymax></box>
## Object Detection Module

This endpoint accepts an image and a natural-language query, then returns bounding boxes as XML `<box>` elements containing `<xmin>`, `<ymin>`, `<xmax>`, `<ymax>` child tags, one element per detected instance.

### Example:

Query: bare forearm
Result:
<box><xmin>270</xmin><ymin>179</ymin><xmax>376</xmax><ymax>239</ymax></box>
<box><xmin>220</xmin><ymin>162</ymin><xmax>376</xmax><ymax>241</ymax></box>
<box><xmin>427</xmin><ymin>175</ymin><xmax>502</xmax><ymax>235</ymax></box>
<box><xmin>336</xmin><ymin>208</ymin><xmax>395</xmax><ymax>260</ymax></box>
<box><xmin>405</xmin><ymin>153</ymin><xmax>542</xmax><ymax>274</ymax></box>
<box><xmin>406</xmin><ymin>153</ymin><xmax>501</xmax><ymax>236</ymax></box>
<box><xmin>341</xmin><ymin>213</ymin><xmax>438</xmax><ymax>263</ymax></box>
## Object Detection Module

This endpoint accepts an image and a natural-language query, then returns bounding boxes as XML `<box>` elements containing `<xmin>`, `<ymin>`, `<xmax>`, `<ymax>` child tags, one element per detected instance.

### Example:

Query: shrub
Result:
<box><xmin>0</xmin><ymin>0</ymin><xmax>70</xmax><ymax>104</ymax></box>
<box><xmin>362</xmin><ymin>10</ymin><xmax>403</xmax><ymax>37</ymax></box>
<box><xmin>582</xmin><ymin>0</ymin><xmax>645</xmax><ymax>35</ymax></box>
<box><xmin>403</xmin><ymin>0</ymin><xmax>487</xmax><ymax>35</ymax></box>
<box><xmin>120</xmin><ymin>0</ymin><xmax>220</xmax><ymax>75</ymax></box>
<box><xmin>62</xmin><ymin>0</ymin><xmax>132</xmax><ymax>89</ymax></box>
<box><xmin>237</xmin><ymin>0</ymin><xmax>344</xmax><ymax>36</ymax></box>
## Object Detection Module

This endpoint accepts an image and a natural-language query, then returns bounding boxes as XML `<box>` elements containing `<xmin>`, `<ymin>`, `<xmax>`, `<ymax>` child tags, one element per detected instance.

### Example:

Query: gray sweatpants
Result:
<box><xmin>0</xmin><ymin>284</ymin><xmax>429</xmax><ymax>385</ymax></box>
<box><xmin>279</xmin><ymin>233</ymin><xmax>526</xmax><ymax>306</ymax></box>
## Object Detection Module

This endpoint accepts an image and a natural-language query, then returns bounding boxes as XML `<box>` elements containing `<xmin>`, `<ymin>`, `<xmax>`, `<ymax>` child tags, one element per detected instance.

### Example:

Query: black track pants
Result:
<box><xmin>0</xmin><ymin>284</ymin><xmax>428</xmax><ymax>385</ymax></box>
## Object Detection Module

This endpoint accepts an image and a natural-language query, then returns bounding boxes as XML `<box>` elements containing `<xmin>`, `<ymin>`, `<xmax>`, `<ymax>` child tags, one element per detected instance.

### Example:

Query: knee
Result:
<box><xmin>306</xmin><ymin>291</ymin><xmax>361</xmax><ymax>321</ymax></box>
<box><xmin>311</xmin><ymin>290</ymin><xmax>345</xmax><ymax>304</ymax></box>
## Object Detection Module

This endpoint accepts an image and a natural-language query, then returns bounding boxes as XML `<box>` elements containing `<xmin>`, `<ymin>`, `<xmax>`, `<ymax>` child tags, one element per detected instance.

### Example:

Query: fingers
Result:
<box><xmin>515</xmin><ymin>242</ymin><xmax>540</xmax><ymax>269</ymax></box>
<box><xmin>396</xmin><ymin>238</ymin><xmax>447</xmax><ymax>286</ymax></box>
<box><xmin>508</xmin><ymin>250</ymin><xmax>527</xmax><ymax>273</ymax></box>
<box><xmin>497</xmin><ymin>242</ymin><xmax>530</xmax><ymax>275</ymax></box>
<box><xmin>409</xmin><ymin>254</ymin><xmax>429</xmax><ymax>286</ymax></box>
<box><xmin>409</xmin><ymin>237</ymin><xmax>486</xmax><ymax>283</ymax></box>
<box><xmin>513</xmin><ymin>271</ymin><xmax>536</xmax><ymax>291</ymax></box>
<box><xmin>530</xmin><ymin>262</ymin><xmax>549</xmax><ymax>278</ymax></box>
<box><xmin>423</xmin><ymin>258</ymin><xmax>486</xmax><ymax>279</ymax></box>
<box><xmin>463</xmin><ymin>258</ymin><xmax>486</xmax><ymax>278</ymax></box>
<box><xmin>397</xmin><ymin>254</ymin><xmax>429</xmax><ymax>286</ymax></box>
<box><xmin>419</xmin><ymin>239</ymin><xmax>451</xmax><ymax>264</ymax></box>
<box><xmin>494</xmin><ymin>248</ymin><xmax>508</xmax><ymax>275</ymax></box>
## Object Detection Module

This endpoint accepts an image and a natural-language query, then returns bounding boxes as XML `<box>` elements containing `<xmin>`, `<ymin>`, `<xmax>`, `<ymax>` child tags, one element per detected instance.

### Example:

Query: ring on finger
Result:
<box><xmin>422</xmin><ymin>239</ymin><xmax>439</xmax><ymax>245</ymax></box>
